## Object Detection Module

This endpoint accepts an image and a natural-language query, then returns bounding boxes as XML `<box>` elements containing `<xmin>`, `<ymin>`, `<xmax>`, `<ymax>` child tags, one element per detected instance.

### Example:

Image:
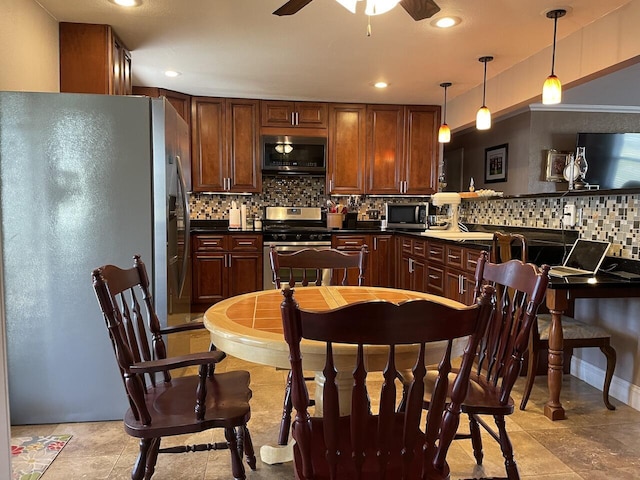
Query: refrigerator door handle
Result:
<box><xmin>176</xmin><ymin>155</ymin><xmax>191</xmax><ymax>298</ymax></box>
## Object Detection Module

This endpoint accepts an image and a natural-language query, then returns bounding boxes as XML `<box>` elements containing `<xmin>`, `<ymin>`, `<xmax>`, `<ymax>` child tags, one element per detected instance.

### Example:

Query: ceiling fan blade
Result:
<box><xmin>273</xmin><ymin>0</ymin><xmax>314</xmax><ymax>16</ymax></box>
<box><xmin>400</xmin><ymin>0</ymin><xmax>440</xmax><ymax>21</ymax></box>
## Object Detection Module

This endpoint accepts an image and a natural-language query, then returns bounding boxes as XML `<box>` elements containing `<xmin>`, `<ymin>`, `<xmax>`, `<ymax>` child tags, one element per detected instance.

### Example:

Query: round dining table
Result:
<box><xmin>203</xmin><ymin>285</ymin><xmax>467</xmax><ymax>464</ymax></box>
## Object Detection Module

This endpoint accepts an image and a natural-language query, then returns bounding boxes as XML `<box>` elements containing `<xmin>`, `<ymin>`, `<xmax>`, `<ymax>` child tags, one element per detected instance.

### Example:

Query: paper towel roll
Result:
<box><xmin>240</xmin><ymin>204</ymin><xmax>247</xmax><ymax>230</ymax></box>
<box><xmin>229</xmin><ymin>208</ymin><xmax>241</xmax><ymax>229</ymax></box>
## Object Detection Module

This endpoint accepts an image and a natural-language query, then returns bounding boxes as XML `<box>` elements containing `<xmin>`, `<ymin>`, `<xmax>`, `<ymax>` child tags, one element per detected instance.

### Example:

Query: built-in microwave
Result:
<box><xmin>385</xmin><ymin>202</ymin><xmax>429</xmax><ymax>230</ymax></box>
<box><xmin>261</xmin><ymin>135</ymin><xmax>326</xmax><ymax>175</ymax></box>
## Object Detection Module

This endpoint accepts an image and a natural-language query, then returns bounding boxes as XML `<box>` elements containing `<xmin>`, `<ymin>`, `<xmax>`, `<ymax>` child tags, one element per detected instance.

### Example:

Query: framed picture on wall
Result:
<box><xmin>485</xmin><ymin>144</ymin><xmax>508</xmax><ymax>183</ymax></box>
<box><xmin>545</xmin><ymin>149</ymin><xmax>571</xmax><ymax>182</ymax></box>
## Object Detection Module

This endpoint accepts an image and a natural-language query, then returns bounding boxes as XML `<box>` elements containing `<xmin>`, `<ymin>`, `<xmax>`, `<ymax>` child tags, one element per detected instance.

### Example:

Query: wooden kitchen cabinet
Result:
<box><xmin>133</xmin><ymin>87</ymin><xmax>193</xmax><ymax>191</ymax></box>
<box><xmin>60</xmin><ymin>23</ymin><xmax>131</xmax><ymax>95</ymax></box>
<box><xmin>397</xmin><ymin>236</ymin><xmax>427</xmax><ymax>292</ymax></box>
<box><xmin>192</xmin><ymin>234</ymin><xmax>263</xmax><ymax>311</ymax></box>
<box><xmin>261</xmin><ymin>100</ymin><xmax>328</xmax><ymax>128</ymax></box>
<box><xmin>332</xmin><ymin>234</ymin><xmax>371</xmax><ymax>286</ymax></box>
<box><xmin>132</xmin><ymin>87</ymin><xmax>191</xmax><ymax>127</ymax></box>
<box><xmin>426</xmin><ymin>240</ymin><xmax>482</xmax><ymax>305</ymax></box>
<box><xmin>365</xmin><ymin>105</ymin><xmax>439</xmax><ymax>195</ymax></box>
<box><xmin>191</xmin><ymin>97</ymin><xmax>261</xmax><ymax>193</ymax></box>
<box><xmin>403</xmin><ymin>106</ymin><xmax>439</xmax><ymax>195</ymax></box>
<box><xmin>327</xmin><ymin>104</ymin><xmax>366</xmax><ymax>195</ymax></box>
<box><xmin>366</xmin><ymin>105</ymin><xmax>404</xmax><ymax>195</ymax></box>
<box><xmin>370</xmin><ymin>234</ymin><xmax>395</xmax><ymax>288</ymax></box>
<box><xmin>425</xmin><ymin>241</ymin><xmax>446</xmax><ymax>296</ymax></box>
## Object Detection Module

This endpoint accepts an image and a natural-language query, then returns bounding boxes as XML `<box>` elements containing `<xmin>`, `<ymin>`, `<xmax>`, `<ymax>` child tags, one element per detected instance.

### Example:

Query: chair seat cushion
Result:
<box><xmin>422</xmin><ymin>370</ymin><xmax>514</xmax><ymax>416</ymax></box>
<box><xmin>124</xmin><ymin>370</ymin><xmax>252</xmax><ymax>437</ymax></box>
<box><xmin>292</xmin><ymin>414</ymin><xmax>436</xmax><ymax>479</ymax></box>
<box><xmin>537</xmin><ymin>314</ymin><xmax>612</xmax><ymax>341</ymax></box>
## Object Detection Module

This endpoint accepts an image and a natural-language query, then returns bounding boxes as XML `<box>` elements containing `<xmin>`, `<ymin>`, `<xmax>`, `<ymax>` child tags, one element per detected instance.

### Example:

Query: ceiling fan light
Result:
<box><xmin>336</xmin><ymin>0</ymin><xmax>358</xmax><ymax>14</ymax></box>
<box><xmin>542</xmin><ymin>74</ymin><xmax>562</xmax><ymax>104</ymax></box>
<box><xmin>476</xmin><ymin>106</ymin><xmax>491</xmax><ymax>130</ymax></box>
<box><xmin>438</xmin><ymin>124</ymin><xmax>451</xmax><ymax>143</ymax></box>
<box><xmin>365</xmin><ymin>0</ymin><xmax>400</xmax><ymax>16</ymax></box>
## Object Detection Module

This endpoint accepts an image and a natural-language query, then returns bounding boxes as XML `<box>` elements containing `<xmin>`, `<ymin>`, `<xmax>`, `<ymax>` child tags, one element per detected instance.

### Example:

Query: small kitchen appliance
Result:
<box><xmin>430</xmin><ymin>192</ymin><xmax>462</xmax><ymax>232</ymax></box>
<box><xmin>384</xmin><ymin>202</ymin><xmax>429</xmax><ymax>230</ymax></box>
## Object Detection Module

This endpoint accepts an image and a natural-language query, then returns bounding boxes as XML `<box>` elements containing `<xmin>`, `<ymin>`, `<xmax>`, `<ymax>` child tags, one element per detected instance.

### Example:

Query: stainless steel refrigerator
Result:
<box><xmin>0</xmin><ymin>92</ymin><xmax>191</xmax><ymax>424</ymax></box>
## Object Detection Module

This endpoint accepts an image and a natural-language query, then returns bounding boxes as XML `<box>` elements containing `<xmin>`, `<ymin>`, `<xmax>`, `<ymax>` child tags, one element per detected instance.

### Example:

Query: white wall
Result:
<box><xmin>0</xmin><ymin>0</ymin><xmax>59</xmax><ymax>92</ymax></box>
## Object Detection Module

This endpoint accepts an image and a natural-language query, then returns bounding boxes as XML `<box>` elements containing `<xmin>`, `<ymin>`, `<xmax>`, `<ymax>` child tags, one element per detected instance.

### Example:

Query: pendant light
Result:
<box><xmin>438</xmin><ymin>82</ymin><xmax>452</xmax><ymax>143</ymax></box>
<box><xmin>542</xmin><ymin>9</ymin><xmax>566</xmax><ymax>105</ymax></box>
<box><xmin>476</xmin><ymin>56</ymin><xmax>493</xmax><ymax>131</ymax></box>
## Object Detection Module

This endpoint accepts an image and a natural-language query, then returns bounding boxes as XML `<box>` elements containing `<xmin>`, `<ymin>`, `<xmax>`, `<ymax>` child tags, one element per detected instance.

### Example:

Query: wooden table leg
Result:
<box><xmin>544</xmin><ymin>290</ymin><xmax>568</xmax><ymax>421</ymax></box>
<box><xmin>260</xmin><ymin>370</ymin><xmax>353</xmax><ymax>465</ymax></box>
<box><xmin>313</xmin><ymin>371</ymin><xmax>353</xmax><ymax>417</ymax></box>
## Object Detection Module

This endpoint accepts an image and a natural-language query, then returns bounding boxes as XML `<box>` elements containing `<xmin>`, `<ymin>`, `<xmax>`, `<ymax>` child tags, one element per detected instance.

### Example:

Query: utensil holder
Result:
<box><xmin>327</xmin><ymin>213</ymin><xmax>343</xmax><ymax>229</ymax></box>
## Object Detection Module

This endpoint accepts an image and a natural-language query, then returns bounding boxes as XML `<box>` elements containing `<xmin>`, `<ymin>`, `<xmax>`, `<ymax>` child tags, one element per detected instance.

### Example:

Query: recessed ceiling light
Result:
<box><xmin>110</xmin><ymin>0</ymin><xmax>141</xmax><ymax>6</ymax></box>
<box><xmin>164</xmin><ymin>70</ymin><xmax>181</xmax><ymax>78</ymax></box>
<box><xmin>374</xmin><ymin>82</ymin><xmax>388</xmax><ymax>89</ymax></box>
<box><xmin>432</xmin><ymin>16</ymin><xmax>461</xmax><ymax>28</ymax></box>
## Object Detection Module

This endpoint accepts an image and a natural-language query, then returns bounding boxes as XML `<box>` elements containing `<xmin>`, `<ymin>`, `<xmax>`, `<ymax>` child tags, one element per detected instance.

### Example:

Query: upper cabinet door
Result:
<box><xmin>226</xmin><ymin>99</ymin><xmax>261</xmax><ymax>193</ymax></box>
<box><xmin>327</xmin><ymin>104</ymin><xmax>366</xmax><ymax>195</ymax></box>
<box><xmin>60</xmin><ymin>23</ymin><xmax>131</xmax><ymax>95</ymax></box>
<box><xmin>191</xmin><ymin>97</ymin><xmax>226</xmax><ymax>192</ymax></box>
<box><xmin>295</xmin><ymin>102</ymin><xmax>328</xmax><ymax>128</ymax></box>
<box><xmin>404</xmin><ymin>106</ymin><xmax>439</xmax><ymax>195</ymax></box>
<box><xmin>366</xmin><ymin>104</ymin><xmax>404</xmax><ymax>195</ymax></box>
<box><xmin>261</xmin><ymin>101</ymin><xmax>328</xmax><ymax>128</ymax></box>
<box><xmin>191</xmin><ymin>97</ymin><xmax>261</xmax><ymax>193</ymax></box>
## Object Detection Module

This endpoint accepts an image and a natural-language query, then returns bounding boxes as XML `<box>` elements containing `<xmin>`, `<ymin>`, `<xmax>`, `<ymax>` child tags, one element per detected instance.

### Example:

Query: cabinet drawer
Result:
<box><xmin>427</xmin><ymin>242</ymin><xmax>445</xmax><ymax>264</ymax></box>
<box><xmin>193</xmin><ymin>234</ymin><xmax>226</xmax><ymax>252</ymax></box>
<box><xmin>464</xmin><ymin>249</ymin><xmax>482</xmax><ymax>274</ymax></box>
<box><xmin>333</xmin><ymin>235</ymin><xmax>368</xmax><ymax>251</ymax></box>
<box><xmin>446</xmin><ymin>245</ymin><xmax>464</xmax><ymax>270</ymax></box>
<box><xmin>412</xmin><ymin>239</ymin><xmax>427</xmax><ymax>259</ymax></box>
<box><xmin>426</xmin><ymin>265</ymin><xmax>445</xmax><ymax>295</ymax></box>
<box><xmin>401</xmin><ymin>237</ymin><xmax>413</xmax><ymax>255</ymax></box>
<box><xmin>229</xmin><ymin>235</ymin><xmax>262</xmax><ymax>251</ymax></box>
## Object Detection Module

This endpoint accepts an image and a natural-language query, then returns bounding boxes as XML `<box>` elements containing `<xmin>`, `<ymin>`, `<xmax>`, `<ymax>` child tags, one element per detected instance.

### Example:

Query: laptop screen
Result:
<box><xmin>564</xmin><ymin>240</ymin><xmax>610</xmax><ymax>271</ymax></box>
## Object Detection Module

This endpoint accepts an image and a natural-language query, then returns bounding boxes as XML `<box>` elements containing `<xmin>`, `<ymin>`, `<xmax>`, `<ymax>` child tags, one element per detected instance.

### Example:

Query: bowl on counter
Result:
<box><xmin>428</xmin><ymin>215</ymin><xmax>450</xmax><ymax>230</ymax></box>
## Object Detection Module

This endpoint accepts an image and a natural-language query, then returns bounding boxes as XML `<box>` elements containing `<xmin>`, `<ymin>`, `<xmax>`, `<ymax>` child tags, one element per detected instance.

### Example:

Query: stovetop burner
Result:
<box><xmin>263</xmin><ymin>207</ymin><xmax>331</xmax><ymax>243</ymax></box>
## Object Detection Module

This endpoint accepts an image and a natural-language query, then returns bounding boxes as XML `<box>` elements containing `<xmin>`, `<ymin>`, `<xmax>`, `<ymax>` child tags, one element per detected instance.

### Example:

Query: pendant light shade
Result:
<box><xmin>476</xmin><ymin>56</ymin><xmax>493</xmax><ymax>131</ymax></box>
<box><xmin>438</xmin><ymin>82</ymin><xmax>452</xmax><ymax>143</ymax></box>
<box><xmin>542</xmin><ymin>9</ymin><xmax>566</xmax><ymax>105</ymax></box>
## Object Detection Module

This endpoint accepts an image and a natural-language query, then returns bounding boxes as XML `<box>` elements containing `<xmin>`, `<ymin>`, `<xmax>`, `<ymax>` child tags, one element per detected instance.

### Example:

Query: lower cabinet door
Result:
<box><xmin>228</xmin><ymin>253</ymin><xmax>263</xmax><ymax>297</ymax></box>
<box><xmin>192</xmin><ymin>253</ymin><xmax>226</xmax><ymax>305</ymax></box>
<box><xmin>371</xmin><ymin>234</ymin><xmax>394</xmax><ymax>287</ymax></box>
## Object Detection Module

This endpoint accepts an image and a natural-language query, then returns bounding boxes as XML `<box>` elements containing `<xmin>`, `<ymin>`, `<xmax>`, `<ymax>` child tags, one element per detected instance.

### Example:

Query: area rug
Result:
<box><xmin>11</xmin><ymin>434</ymin><xmax>72</xmax><ymax>480</ymax></box>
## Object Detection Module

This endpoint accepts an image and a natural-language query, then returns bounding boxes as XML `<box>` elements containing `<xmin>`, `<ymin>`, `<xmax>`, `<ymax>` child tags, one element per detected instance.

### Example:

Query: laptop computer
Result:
<box><xmin>549</xmin><ymin>239</ymin><xmax>611</xmax><ymax>277</ymax></box>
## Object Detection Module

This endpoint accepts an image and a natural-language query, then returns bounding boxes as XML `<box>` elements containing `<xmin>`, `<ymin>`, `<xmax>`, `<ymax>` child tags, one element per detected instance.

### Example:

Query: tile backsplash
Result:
<box><xmin>190</xmin><ymin>176</ymin><xmax>427</xmax><ymax>220</ymax></box>
<box><xmin>460</xmin><ymin>193</ymin><xmax>639</xmax><ymax>259</ymax></box>
<box><xmin>190</xmin><ymin>178</ymin><xmax>639</xmax><ymax>260</ymax></box>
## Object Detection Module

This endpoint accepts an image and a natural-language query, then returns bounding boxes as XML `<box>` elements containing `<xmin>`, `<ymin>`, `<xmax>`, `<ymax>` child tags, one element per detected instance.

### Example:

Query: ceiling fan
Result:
<box><xmin>273</xmin><ymin>0</ymin><xmax>441</xmax><ymax>21</ymax></box>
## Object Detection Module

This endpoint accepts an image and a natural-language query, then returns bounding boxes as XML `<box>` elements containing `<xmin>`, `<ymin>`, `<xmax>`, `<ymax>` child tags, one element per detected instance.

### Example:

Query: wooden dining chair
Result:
<box><xmin>269</xmin><ymin>244</ymin><xmax>369</xmax><ymax>446</ymax></box>
<box><xmin>280</xmin><ymin>284</ymin><xmax>495</xmax><ymax>479</ymax></box>
<box><xmin>422</xmin><ymin>251</ymin><xmax>550</xmax><ymax>480</ymax></box>
<box><xmin>92</xmin><ymin>255</ymin><xmax>256</xmax><ymax>480</ymax></box>
<box><xmin>269</xmin><ymin>244</ymin><xmax>368</xmax><ymax>288</ymax></box>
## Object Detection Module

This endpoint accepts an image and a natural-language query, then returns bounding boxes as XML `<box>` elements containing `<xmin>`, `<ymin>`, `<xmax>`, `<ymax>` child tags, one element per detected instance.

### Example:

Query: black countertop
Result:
<box><xmin>189</xmin><ymin>219</ymin><xmax>640</xmax><ymax>276</ymax></box>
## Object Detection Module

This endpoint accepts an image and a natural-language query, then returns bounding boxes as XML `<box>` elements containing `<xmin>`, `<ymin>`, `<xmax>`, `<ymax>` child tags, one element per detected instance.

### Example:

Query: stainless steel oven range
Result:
<box><xmin>262</xmin><ymin>206</ymin><xmax>332</xmax><ymax>289</ymax></box>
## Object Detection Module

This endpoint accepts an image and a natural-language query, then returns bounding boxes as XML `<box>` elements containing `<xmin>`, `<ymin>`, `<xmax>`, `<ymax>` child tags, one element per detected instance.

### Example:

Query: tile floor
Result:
<box><xmin>12</xmin><ymin>332</ymin><xmax>640</xmax><ymax>479</ymax></box>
